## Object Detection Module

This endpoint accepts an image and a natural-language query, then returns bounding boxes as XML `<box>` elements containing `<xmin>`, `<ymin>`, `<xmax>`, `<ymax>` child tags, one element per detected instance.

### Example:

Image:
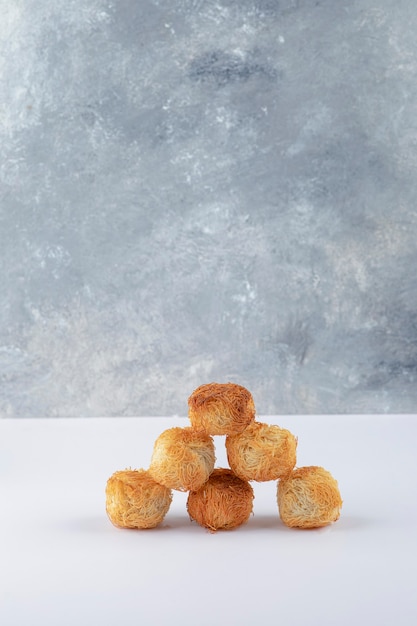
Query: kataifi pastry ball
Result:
<box><xmin>226</xmin><ymin>421</ymin><xmax>297</xmax><ymax>482</ymax></box>
<box><xmin>188</xmin><ymin>382</ymin><xmax>256</xmax><ymax>436</ymax></box>
<box><xmin>277</xmin><ymin>466</ymin><xmax>342</xmax><ymax>529</ymax></box>
<box><xmin>187</xmin><ymin>468</ymin><xmax>254</xmax><ymax>531</ymax></box>
<box><xmin>148</xmin><ymin>426</ymin><xmax>215</xmax><ymax>492</ymax></box>
<box><xmin>106</xmin><ymin>469</ymin><xmax>172</xmax><ymax>529</ymax></box>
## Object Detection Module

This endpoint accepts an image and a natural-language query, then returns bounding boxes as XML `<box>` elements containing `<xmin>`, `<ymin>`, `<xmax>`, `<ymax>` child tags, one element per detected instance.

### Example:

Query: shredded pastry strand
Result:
<box><xmin>188</xmin><ymin>382</ymin><xmax>256</xmax><ymax>435</ymax></box>
<box><xmin>187</xmin><ymin>468</ymin><xmax>254</xmax><ymax>531</ymax></box>
<box><xmin>106</xmin><ymin>469</ymin><xmax>172</xmax><ymax>529</ymax></box>
<box><xmin>278</xmin><ymin>466</ymin><xmax>342</xmax><ymax>529</ymax></box>
<box><xmin>226</xmin><ymin>421</ymin><xmax>297</xmax><ymax>481</ymax></box>
<box><xmin>149</xmin><ymin>426</ymin><xmax>216</xmax><ymax>491</ymax></box>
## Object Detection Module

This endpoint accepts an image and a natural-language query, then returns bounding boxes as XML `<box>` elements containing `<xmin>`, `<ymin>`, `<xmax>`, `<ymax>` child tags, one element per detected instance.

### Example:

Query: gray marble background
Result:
<box><xmin>1</xmin><ymin>0</ymin><xmax>416</xmax><ymax>417</ymax></box>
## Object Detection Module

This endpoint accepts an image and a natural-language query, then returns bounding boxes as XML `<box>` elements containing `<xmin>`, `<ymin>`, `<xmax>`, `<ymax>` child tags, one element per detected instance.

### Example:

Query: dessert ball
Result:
<box><xmin>188</xmin><ymin>382</ymin><xmax>256</xmax><ymax>435</ymax></box>
<box><xmin>187</xmin><ymin>468</ymin><xmax>254</xmax><ymax>531</ymax></box>
<box><xmin>149</xmin><ymin>426</ymin><xmax>215</xmax><ymax>491</ymax></box>
<box><xmin>277</xmin><ymin>466</ymin><xmax>342</xmax><ymax>529</ymax></box>
<box><xmin>106</xmin><ymin>469</ymin><xmax>172</xmax><ymax>529</ymax></box>
<box><xmin>226</xmin><ymin>421</ymin><xmax>297</xmax><ymax>482</ymax></box>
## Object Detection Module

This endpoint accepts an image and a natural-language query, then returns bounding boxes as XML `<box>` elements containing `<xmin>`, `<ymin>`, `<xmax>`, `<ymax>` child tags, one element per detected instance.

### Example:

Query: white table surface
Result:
<box><xmin>1</xmin><ymin>414</ymin><xmax>416</xmax><ymax>626</ymax></box>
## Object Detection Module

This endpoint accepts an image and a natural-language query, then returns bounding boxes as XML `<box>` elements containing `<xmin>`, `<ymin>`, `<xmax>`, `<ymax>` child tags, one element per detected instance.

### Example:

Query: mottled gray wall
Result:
<box><xmin>1</xmin><ymin>0</ymin><xmax>416</xmax><ymax>417</ymax></box>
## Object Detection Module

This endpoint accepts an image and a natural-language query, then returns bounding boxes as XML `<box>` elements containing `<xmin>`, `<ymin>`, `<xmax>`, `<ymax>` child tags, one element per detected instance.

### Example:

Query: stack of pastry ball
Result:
<box><xmin>106</xmin><ymin>382</ymin><xmax>342</xmax><ymax>531</ymax></box>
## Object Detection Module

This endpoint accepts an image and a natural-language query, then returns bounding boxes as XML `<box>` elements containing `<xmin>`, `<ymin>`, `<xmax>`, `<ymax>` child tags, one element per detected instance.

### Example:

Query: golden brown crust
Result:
<box><xmin>105</xmin><ymin>469</ymin><xmax>172</xmax><ymax>529</ymax></box>
<box><xmin>188</xmin><ymin>382</ymin><xmax>256</xmax><ymax>435</ymax></box>
<box><xmin>187</xmin><ymin>468</ymin><xmax>254</xmax><ymax>531</ymax></box>
<box><xmin>277</xmin><ymin>466</ymin><xmax>342</xmax><ymax>529</ymax></box>
<box><xmin>226</xmin><ymin>421</ymin><xmax>297</xmax><ymax>481</ymax></box>
<box><xmin>148</xmin><ymin>426</ymin><xmax>216</xmax><ymax>491</ymax></box>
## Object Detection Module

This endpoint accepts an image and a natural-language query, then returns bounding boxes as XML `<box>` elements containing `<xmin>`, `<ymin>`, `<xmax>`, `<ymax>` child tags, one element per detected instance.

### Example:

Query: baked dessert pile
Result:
<box><xmin>105</xmin><ymin>382</ymin><xmax>342</xmax><ymax>531</ymax></box>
